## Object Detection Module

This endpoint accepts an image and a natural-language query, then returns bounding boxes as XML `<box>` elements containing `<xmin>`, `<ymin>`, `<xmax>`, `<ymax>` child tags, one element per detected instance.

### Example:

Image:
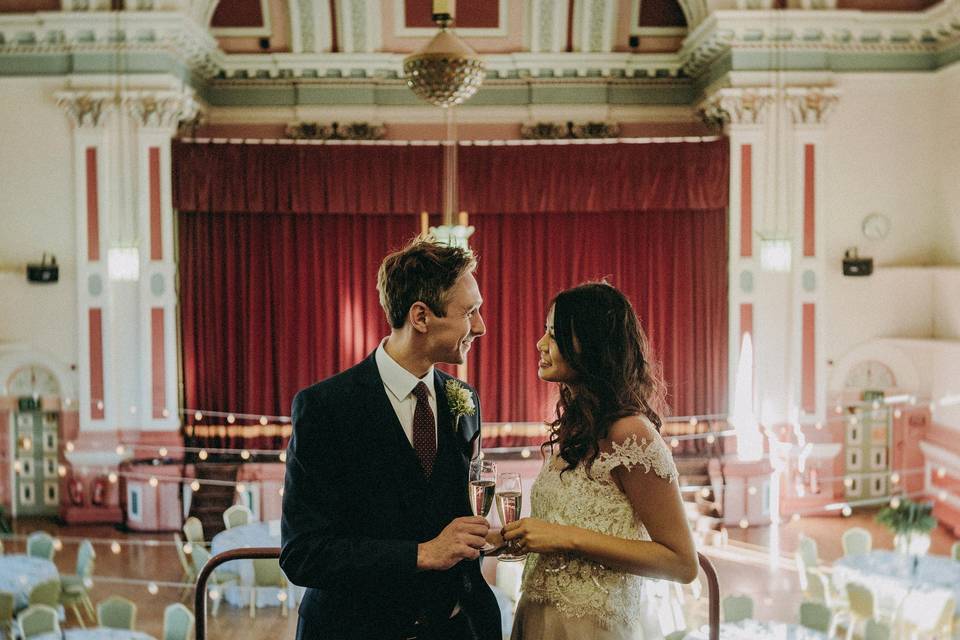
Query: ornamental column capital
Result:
<box><xmin>697</xmin><ymin>87</ymin><xmax>775</xmax><ymax>131</ymax></box>
<box><xmin>56</xmin><ymin>91</ymin><xmax>116</xmax><ymax>128</ymax></box>
<box><xmin>784</xmin><ymin>87</ymin><xmax>841</xmax><ymax>125</ymax></box>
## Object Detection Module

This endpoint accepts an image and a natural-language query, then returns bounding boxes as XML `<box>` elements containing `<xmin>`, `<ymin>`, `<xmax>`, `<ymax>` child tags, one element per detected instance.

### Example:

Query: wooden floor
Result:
<box><xmin>7</xmin><ymin>510</ymin><xmax>959</xmax><ymax>639</ymax></box>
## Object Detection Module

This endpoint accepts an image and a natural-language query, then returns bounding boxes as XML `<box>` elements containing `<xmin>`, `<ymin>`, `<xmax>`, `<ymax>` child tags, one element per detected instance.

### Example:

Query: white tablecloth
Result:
<box><xmin>832</xmin><ymin>550</ymin><xmax>960</xmax><ymax>615</ymax></box>
<box><xmin>33</xmin><ymin>629</ymin><xmax>156</xmax><ymax>640</ymax></box>
<box><xmin>0</xmin><ymin>554</ymin><xmax>60</xmax><ymax>609</ymax></box>
<box><xmin>684</xmin><ymin>620</ymin><xmax>828</xmax><ymax>640</ymax></box>
<box><xmin>210</xmin><ymin>520</ymin><xmax>303</xmax><ymax>609</ymax></box>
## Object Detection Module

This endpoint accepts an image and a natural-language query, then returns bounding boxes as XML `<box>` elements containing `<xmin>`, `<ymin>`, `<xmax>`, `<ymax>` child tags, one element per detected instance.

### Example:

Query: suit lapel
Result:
<box><xmin>355</xmin><ymin>352</ymin><xmax>427</xmax><ymax>486</ymax></box>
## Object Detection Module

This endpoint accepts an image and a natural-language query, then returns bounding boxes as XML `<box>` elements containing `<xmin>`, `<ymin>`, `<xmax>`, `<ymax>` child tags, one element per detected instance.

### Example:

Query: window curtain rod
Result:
<box><xmin>178</xmin><ymin>135</ymin><xmax>721</xmax><ymax>146</ymax></box>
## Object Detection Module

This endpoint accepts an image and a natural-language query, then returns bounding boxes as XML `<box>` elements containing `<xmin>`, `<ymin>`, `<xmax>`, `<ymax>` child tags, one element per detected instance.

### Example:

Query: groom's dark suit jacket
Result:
<box><xmin>281</xmin><ymin>351</ymin><xmax>501</xmax><ymax>640</ymax></box>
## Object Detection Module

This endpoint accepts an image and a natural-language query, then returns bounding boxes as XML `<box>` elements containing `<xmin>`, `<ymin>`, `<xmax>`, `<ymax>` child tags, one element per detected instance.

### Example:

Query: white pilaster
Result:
<box><xmin>57</xmin><ymin>91</ymin><xmax>116</xmax><ymax>432</ymax></box>
<box><xmin>127</xmin><ymin>88</ymin><xmax>198</xmax><ymax>431</ymax></box>
<box><xmin>527</xmin><ymin>0</ymin><xmax>569</xmax><ymax>54</ymax></box>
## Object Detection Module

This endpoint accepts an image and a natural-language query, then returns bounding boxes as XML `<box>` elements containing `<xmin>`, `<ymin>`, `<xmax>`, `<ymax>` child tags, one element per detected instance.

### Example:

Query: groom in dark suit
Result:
<box><xmin>281</xmin><ymin>237</ymin><xmax>501</xmax><ymax>640</ymax></box>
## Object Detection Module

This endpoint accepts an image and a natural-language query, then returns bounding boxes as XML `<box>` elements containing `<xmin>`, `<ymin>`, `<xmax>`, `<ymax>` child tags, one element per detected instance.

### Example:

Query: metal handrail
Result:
<box><xmin>698</xmin><ymin>551</ymin><xmax>721</xmax><ymax>640</ymax></box>
<box><xmin>193</xmin><ymin>548</ymin><xmax>722</xmax><ymax>640</ymax></box>
<box><xmin>194</xmin><ymin>546</ymin><xmax>281</xmax><ymax>640</ymax></box>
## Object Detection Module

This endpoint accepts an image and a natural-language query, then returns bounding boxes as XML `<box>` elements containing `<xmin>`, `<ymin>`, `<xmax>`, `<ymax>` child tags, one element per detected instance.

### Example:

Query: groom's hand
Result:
<box><xmin>416</xmin><ymin>516</ymin><xmax>490</xmax><ymax>571</ymax></box>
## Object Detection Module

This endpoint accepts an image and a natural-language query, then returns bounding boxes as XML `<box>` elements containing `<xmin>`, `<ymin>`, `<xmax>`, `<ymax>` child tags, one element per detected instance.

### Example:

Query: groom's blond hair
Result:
<box><xmin>377</xmin><ymin>236</ymin><xmax>478</xmax><ymax>329</ymax></box>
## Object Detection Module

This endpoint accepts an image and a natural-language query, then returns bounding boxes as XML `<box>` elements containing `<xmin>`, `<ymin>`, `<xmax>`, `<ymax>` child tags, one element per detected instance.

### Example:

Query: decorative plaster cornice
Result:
<box><xmin>681</xmin><ymin>0</ymin><xmax>960</xmax><ymax>77</ymax></box>
<box><xmin>212</xmin><ymin>51</ymin><xmax>685</xmax><ymax>81</ymax></box>
<box><xmin>2</xmin><ymin>2</ymin><xmax>960</xmax><ymax>100</ymax></box>
<box><xmin>0</xmin><ymin>11</ymin><xmax>219</xmax><ymax>79</ymax></box>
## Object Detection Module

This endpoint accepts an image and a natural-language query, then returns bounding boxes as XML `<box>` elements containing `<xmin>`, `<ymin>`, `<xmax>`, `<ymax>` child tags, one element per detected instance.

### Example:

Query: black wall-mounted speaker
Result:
<box><xmin>27</xmin><ymin>254</ymin><xmax>58</xmax><ymax>283</ymax></box>
<box><xmin>842</xmin><ymin>248</ymin><xmax>873</xmax><ymax>276</ymax></box>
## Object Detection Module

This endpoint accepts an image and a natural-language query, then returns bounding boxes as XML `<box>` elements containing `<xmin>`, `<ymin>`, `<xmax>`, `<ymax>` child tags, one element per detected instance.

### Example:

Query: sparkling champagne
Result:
<box><xmin>496</xmin><ymin>490</ymin><xmax>522</xmax><ymax>525</ymax></box>
<box><xmin>469</xmin><ymin>480</ymin><xmax>495</xmax><ymax>517</ymax></box>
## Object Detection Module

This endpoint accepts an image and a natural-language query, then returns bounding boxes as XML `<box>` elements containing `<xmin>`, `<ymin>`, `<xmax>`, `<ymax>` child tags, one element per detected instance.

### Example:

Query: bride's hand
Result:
<box><xmin>502</xmin><ymin>518</ymin><xmax>573</xmax><ymax>555</ymax></box>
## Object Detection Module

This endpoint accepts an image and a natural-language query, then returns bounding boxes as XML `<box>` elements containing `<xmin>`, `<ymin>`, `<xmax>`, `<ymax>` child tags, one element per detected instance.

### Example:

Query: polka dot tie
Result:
<box><xmin>411</xmin><ymin>382</ymin><xmax>437</xmax><ymax>477</ymax></box>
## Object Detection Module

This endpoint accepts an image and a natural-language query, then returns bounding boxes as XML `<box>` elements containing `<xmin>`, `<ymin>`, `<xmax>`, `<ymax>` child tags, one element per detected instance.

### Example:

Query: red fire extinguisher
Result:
<box><xmin>68</xmin><ymin>475</ymin><xmax>85</xmax><ymax>506</ymax></box>
<box><xmin>92</xmin><ymin>475</ymin><xmax>108</xmax><ymax>506</ymax></box>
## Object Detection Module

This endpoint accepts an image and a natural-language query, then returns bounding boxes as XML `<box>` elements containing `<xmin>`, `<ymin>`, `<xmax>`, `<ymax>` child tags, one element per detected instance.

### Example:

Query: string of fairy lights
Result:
<box><xmin>6</xmin><ymin>397</ymin><xmax>958</xmax><ymax>529</ymax></box>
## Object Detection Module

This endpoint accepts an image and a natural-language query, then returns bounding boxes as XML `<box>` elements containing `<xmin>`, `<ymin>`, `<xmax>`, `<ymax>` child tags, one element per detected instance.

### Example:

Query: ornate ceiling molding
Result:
<box><xmin>681</xmin><ymin>0</ymin><xmax>960</xmax><ymax>76</ymax></box>
<box><xmin>0</xmin><ymin>11</ymin><xmax>219</xmax><ymax>78</ymax></box>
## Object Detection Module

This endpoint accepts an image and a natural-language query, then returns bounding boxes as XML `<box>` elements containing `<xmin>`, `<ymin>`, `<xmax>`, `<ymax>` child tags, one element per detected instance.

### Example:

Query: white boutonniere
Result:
<box><xmin>445</xmin><ymin>379</ymin><xmax>476</xmax><ymax>432</ymax></box>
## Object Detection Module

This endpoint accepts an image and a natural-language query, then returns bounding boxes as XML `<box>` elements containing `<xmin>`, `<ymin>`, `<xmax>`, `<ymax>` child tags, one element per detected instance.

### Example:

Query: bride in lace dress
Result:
<box><xmin>502</xmin><ymin>283</ymin><xmax>698</xmax><ymax>640</ymax></box>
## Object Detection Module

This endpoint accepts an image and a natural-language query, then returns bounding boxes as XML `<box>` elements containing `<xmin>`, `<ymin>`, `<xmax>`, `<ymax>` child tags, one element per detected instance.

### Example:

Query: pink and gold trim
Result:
<box><xmin>802</xmin><ymin>303</ymin><xmax>816</xmax><ymax>413</ymax></box>
<box><xmin>85</xmin><ymin>148</ymin><xmax>100</xmax><ymax>261</ymax></box>
<box><xmin>149</xmin><ymin>147</ymin><xmax>163</xmax><ymax>261</ymax></box>
<box><xmin>88</xmin><ymin>308</ymin><xmax>104</xmax><ymax>420</ymax></box>
<box><xmin>740</xmin><ymin>144</ymin><xmax>752</xmax><ymax>258</ymax></box>
<box><xmin>803</xmin><ymin>144</ymin><xmax>815</xmax><ymax>258</ymax></box>
<box><xmin>151</xmin><ymin>308</ymin><xmax>166</xmax><ymax>419</ymax></box>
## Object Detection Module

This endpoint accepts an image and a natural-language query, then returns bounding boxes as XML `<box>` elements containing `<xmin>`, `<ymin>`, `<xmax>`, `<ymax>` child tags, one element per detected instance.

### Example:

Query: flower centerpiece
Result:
<box><xmin>875</xmin><ymin>497</ymin><xmax>936</xmax><ymax>556</ymax></box>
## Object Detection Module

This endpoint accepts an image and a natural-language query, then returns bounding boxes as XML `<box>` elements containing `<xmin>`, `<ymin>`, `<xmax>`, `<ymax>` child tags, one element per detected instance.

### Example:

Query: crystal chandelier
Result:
<box><xmin>403</xmin><ymin>2</ymin><xmax>486</xmax><ymax>108</ymax></box>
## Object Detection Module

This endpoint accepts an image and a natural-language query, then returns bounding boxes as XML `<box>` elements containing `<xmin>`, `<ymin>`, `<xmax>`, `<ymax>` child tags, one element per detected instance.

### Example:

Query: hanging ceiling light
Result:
<box><xmin>403</xmin><ymin>1</ymin><xmax>485</xmax><ymax>108</ymax></box>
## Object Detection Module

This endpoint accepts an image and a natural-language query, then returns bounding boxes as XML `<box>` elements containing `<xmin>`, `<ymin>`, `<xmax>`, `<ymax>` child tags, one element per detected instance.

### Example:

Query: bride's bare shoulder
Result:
<box><xmin>606</xmin><ymin>414</ymin><xmax>661</xmax><ymax>446</ymax></box>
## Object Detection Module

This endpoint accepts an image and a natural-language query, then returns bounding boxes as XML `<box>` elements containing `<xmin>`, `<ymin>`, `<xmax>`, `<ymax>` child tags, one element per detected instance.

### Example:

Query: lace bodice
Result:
<box><xmin>519</xmin><ymin>432</ymin><xmax>679</xmax><ymax>628</ymax></box>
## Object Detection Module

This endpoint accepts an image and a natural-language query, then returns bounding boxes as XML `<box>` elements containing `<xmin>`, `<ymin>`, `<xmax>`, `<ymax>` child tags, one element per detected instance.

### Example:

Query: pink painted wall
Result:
<box><xmin>380</xmin><ymin>0</ymin><xmax>525</xmax><ymax>53</ymax></box>
<box><xmin>215</xmin><ymin>0</ymin><xmax>292</xmax><ymax>53</ymax></box>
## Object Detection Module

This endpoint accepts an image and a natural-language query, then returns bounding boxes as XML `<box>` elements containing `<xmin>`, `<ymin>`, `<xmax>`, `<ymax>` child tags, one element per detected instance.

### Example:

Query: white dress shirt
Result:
<box><xmin>375</xmin><ymin>338</ymin><xmax>438</xmax><ymax>446</ymax></box>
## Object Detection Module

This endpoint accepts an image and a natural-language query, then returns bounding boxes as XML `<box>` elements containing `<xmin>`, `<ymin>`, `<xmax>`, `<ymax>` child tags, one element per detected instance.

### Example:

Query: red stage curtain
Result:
<box><xmin>173</xmin><ymin>140</ymin><xmax>728</xmax><ymax>449</ymax></box>
<box><xmin>466</xmin><ymin>208</ymin><xmax>728</xmax><ymax>426</ymax></box>
<box><xmin>178</xmin><ymin>212</ymin><xmax>422</xmax><ymax>450</ymax></box>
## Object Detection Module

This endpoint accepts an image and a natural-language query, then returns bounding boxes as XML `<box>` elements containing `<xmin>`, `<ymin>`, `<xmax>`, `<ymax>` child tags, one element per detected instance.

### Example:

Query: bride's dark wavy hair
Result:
<box><xmin>544</xmin><ymin>282</ymin><xmax>667</xmax><ymax>473</ymax></box>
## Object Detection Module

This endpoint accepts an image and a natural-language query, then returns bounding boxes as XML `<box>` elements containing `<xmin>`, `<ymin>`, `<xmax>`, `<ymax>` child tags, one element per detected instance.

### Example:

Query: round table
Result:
<box><xmin>683</xmin><ymin>621</ymin><xmax>828</xmax><ymax>639</ymax></box>
<box><xmin>33</xmin><ymin>630</ymin><xmax>156</xmax><ymax>640</ymax></box>
<box><xmin>832</xmin><ymin>550</ymin><xmax>960</xmax><ymax>615</ymax></box>
<box><xmin>210</xmin><ymin>520</ymin><xmax>303</xmax><ymax>609</ymax></box>
<box><xmin>0</xmin><ymin>554</ymin><xmax>60</xmax><ymax>609</ymax></box>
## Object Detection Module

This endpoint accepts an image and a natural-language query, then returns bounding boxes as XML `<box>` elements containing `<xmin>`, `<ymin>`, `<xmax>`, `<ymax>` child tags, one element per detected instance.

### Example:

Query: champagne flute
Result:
<box><xmin>496</xmin><ymin>471</ymin><xmax>525</xmax><ymax>562</ymax></box>
<box><xmin>469</xmin><ymin>459</ymin><xmax>497</xmax><ymax>552</ymax></box>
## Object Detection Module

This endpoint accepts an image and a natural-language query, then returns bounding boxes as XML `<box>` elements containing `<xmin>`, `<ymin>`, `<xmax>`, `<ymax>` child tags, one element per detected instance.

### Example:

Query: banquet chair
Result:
<box><xmin>803</xmin><ymin>570</ymin><xmax>848</xmax><ymax>635</ymax></box>
<box><xmin>796</xmin><ymin>535</ymin><xmax>820</xmax><ymax>590</ymax></box>
<box><xmin>898</xmin><ymin>591</ymin><xmax>954</xmax><ymax>640</ymax></box>
<box><xmin>845</xmin><ymin>583</ymin><xmax>877</xmax><ymax>640</ymax></box>
<box><xmin>27</xmin><ymin>580</ymin><xmax>61</xmax><ymax>608</ymax></box>
<box><xmin>223</xmin><ymin>504</ymin><xmax>253</xmax><ymax>530</ymax></box>
<box><xmin>163</xmin><ymin>602</ymin><xmax>195</xmax><ymax>640</ymax></box>
<box><xmin>25</xmin><ymin>532</ymin><xmax>55</xmax><ymax>561</ymax></box>
<box><xmin>841</xmin><ymin>527</ymin><xmax>872</xmax><ymax>557</ymax></box>
<box><xmin>799</xmin><ymin>601</ymin><xmax>832</xmax><ymax>634</ymax></box>
<box><xmin>97</xmin><ymin>595</ymin><xmax>137</xmax><ymax>630</ymax></box>
<box><xmin>60</xmin><ymin>539</ymin><xmax>95</xmax><ymax>626</ymax></box>
<box><xmin>0</xmin><ymin>590</ymin><xmax>14</xmax><ymax>639</ymax></box>
<box><xmin>174</xmin><ymin>533</ymin><xmax>197</xmax><ymax>600</ymax></box>
<box><xmin>864</xmin><ymin>619</ymin><xmax>891</xmax><ymax>640</ymax></box>
<box><xmin>722</xmin><ymin>595</ymin><xmax>753</xmax><ymax>623</ymax></box>
<box><xmin>16</xmin><ymin>605</ymin><xmax>59</xmax><ymax>639</ymax></box>
<box><xmin>183</xmin><ymin>517</ymin><xmax>205</xmax><ymax>547</ymax></box>
<box><xmin>863</xmin><ymin>619</ymin><xmax>891</xmax><ymax>640</ymax></box>
<box><xmin>249</xmin><ymin>558</ymin><xmax>288</xmax><ymax>618</ymax></box>
<box><xmin>190</xmin><ymin>544</ymin><xmax>240</xmax><ymax>616</ymax></box>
